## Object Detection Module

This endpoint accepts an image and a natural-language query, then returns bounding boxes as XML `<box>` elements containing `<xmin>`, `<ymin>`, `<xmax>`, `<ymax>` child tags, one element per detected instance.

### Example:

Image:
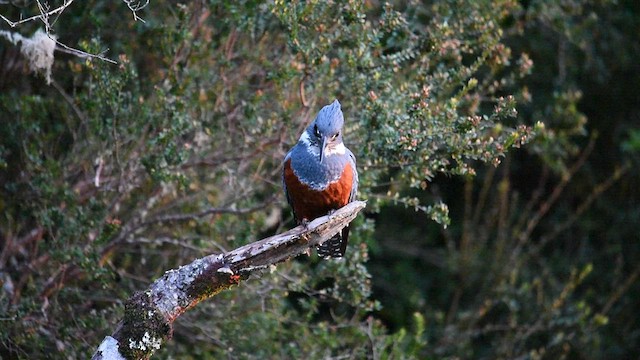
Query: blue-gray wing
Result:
<box><xmin>282</xmin><ymin>150</ymin><xmax>298</xmax><ymax>222</ymax></box>
<box><xmin>346</xmin><ymin>148</ymin><xmax>358</xmax><ymax>203</ymax></box>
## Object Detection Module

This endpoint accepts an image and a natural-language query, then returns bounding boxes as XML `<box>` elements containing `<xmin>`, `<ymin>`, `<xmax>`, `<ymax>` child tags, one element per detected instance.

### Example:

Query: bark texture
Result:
<box><xmin>92</xmin><ymin>201</ymin><xmax>366</xmax><ymax>360</ymax></box>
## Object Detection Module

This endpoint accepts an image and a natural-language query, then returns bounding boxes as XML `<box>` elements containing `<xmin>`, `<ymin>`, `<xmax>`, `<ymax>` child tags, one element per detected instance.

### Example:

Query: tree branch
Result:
<box><xmin>92</xmin><ymin>201</ymin><xmax>366</xmax><ymax>360</ymax></box>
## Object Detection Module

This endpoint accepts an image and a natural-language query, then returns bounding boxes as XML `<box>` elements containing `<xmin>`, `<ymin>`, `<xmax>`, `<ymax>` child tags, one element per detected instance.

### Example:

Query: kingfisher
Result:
<box><xmin>283</xmin><ymin>100</ymin><xmax>358</xmax><ymax>258</ymax></box>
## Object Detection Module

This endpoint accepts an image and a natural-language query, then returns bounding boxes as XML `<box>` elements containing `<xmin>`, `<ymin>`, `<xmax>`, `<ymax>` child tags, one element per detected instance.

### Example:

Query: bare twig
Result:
<box><xmin>520</xmin><ymin>136</ymin><xmax>596</xmax><ymax>241</ymax></box>
<box><xmin>300</xmin><ymin>76</ymin><xmax>309</xmax><ymax>107</ymax></box>
<box><xmin>140</xmin><ymin>199</ymin><xmax>277</xmax><ymax>225</ymax></box>
<box><xmin>508</xmin><ymin>136</ymin><xmax>596</xmax><ymax>265</ymax></box>
<box><xmin>601</xmin><ymin>262</ymin><xmax>640</xmax><ymax>316</ymax></box>
<box><xmin>109</xmin><ymin>194</ymin><xmax>279</xmax><ymax>249</ymax></box>
<box><xmin>92</xmin><ymin>201</ymin><xmax>366</xmax><ymax>360</ymax></box>
<box><xmin>122</xmin><ymin>0</ymin><xmax>150</xmax><ymax>22</ymax></box>
<box><xmin>531</xmin><ymin>164</ymin><xmax>629</xmax><ymax>256</ymax></box>
<box><xmin>0</xmin><ymin>0</ymin><xmax>75</xmax><ymax>28</ymax></box>
<box><xmin>53</xmin><ymin>39</ymin><xmax>117</xmax><ymax>64</ymax></box>
<box><xmin>50</xmin><ymin>78</ymin><xmax>89</xmax><ymax>127</ymax></box>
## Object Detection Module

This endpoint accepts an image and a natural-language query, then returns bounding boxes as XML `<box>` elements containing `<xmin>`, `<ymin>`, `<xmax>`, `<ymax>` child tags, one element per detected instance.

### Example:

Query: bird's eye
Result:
<box><xmin>314</xmin><ymin>125</ymin><xmax>320</xmax><ymax>138</ymax></box>
<box><xmin>332</xmin><ymin>132</ymin><xmax>339</xmax><ymax>140</ymax></box>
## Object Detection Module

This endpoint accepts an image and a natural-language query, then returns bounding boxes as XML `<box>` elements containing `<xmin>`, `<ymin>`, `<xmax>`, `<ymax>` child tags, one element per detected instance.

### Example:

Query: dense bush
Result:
<box><xmin>0</xmin><ymin>1</ymin><xmax>638</xmax><ymax>358</ymax></box>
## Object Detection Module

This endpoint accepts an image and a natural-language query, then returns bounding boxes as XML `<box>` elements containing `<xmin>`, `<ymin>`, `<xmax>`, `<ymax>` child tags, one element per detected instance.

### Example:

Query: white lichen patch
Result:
<box><xmin>149</xmin><ymin>254</ymin><xmax>223</xmax><ymax>317</ymax></box>
<box><xmin>237</xmin><ymin>264</ymin><xmax>270</xmax><ymax>273</ymax></box>
<box><xmin>95</xmin><ymin>336</ymin><xmax>125</xmax><ymax>360</ymax></box>
<box><xmin>217</xmin><ymin>266</ymin><xmax>234</xmax><ymax>275</ymax></box>
<box><xmin>0</xmin><ymin>29</ymin><xmax>56</xmax><ymax>84</ymax></box>
<box><xmin>227</xmin><ymin>238</ymin><xmax>286</xmax><ymax>263</ymax></box>
<box><xmin>129</xmin><ymin>331</ymin><xmax>161</xmax><ymax>352</ymax></box>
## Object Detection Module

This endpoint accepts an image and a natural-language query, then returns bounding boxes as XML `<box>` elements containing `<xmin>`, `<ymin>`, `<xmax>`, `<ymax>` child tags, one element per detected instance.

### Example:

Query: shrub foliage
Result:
<box><xmin>0</xmin><ymin>0</ymin><xmax>638</xmax><ymax>358</ymax></box>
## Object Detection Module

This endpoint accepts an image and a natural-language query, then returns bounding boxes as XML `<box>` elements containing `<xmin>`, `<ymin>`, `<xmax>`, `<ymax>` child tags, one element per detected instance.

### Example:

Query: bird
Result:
<box><xmin>283</xmin><ymin>99</ymin><xmax>358</xmax><ymax>258</ymax></box>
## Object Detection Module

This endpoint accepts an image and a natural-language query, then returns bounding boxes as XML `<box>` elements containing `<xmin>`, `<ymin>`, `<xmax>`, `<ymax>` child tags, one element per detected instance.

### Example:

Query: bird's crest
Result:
<box><xmin>314</xmin><ymin>99</ymin><xmax>344</xmax><ymax>135</ymax></box>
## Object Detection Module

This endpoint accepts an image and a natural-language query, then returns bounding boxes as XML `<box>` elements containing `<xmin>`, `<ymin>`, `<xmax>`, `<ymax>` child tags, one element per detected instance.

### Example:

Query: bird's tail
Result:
<box><xmin>317</xmin><ymin>226</ymin><xmax>349</xmax><ymax>258</ymax></box>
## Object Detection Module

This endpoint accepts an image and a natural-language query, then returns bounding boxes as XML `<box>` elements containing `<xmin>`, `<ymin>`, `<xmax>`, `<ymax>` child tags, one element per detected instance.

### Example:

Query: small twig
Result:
<box><xmin>127</xmin><ymin>236</ymin><xmax>205</xmax><ymax>253</ymax></box>
<box><xmin>35</xmin><ymin>1</ymin><xmax>50</xmax><ymax>30</ymax></box>
<box><xmin>53</xmin><ymin>38</ymin><xmax>117</xmax><ymax>64</ymax></box>
<box><xmin>122</xmin><ymin>0</ymin><xmax>150</xmax><ymax>22</ymax></box>
<box><xmin>50</xmin><ymin>78</ymin><xmax>89</xmax><ymax>127</ymax></box>
<box><xmin>94</xmin><ymin>157</ymin><xmax>104</xmax><ymax>188</ymax></box>
<box><xmin>521</xmin><ymin>136</ymin><xmax>596</xmax><ymax>240</ymax></box>
<box><xmin>471</xmin><ymin>165</ymin><xmax>496</xmax><ymax>226</ymax></box>
<box><xmin>531</xmin><ymin>164</ymin><xmax>629</xmax><ymax>257</ymax></box>
<box><xmin>514</xmin><ymin>166</ymin><xmax>549</xmax><ymax>233</ymax></box>
<box><xmin>137</xmin><ymin>194</ymin><xmax>279</xmax><ymax>228</ymax></box>
<box><xmin>300</xmin><ymin>75</ymin><xmax>309</xmax><ymax>107</ymax></box>
<box><xmin>0</xmin><ymin>0</ymin><xmax>75</xmax><ymax>28</ymax></box>
<box><xmin>601</xmin><ymin>262</ymin><xmax>640</xmax><ymax>316</ymax></box>
<box><xmin>508</xmin><ymin>135</ymin><xmax>597</xmax><ymax>265</ymax></box>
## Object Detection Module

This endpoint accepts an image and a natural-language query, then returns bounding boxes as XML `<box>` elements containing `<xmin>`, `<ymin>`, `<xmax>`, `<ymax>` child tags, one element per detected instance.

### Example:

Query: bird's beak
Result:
<box><xmin>319</xmin><ymin>136</ymin><xmax>327</xmax><ymax>163</ymax></box>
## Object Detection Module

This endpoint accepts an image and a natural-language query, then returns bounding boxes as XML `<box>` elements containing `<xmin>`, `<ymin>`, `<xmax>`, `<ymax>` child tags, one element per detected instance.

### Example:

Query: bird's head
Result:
<box><xmin>301</xmin><ymin>99</ymin><xmax>346</xmax><ymax>163</ymax></box>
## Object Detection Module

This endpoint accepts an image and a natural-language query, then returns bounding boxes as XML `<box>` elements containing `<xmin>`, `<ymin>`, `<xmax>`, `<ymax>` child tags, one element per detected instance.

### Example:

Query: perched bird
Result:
<box><xmin>283</xmin><ymin>100</ymin><xmax>358</xmax><ymax>258</ymax></box>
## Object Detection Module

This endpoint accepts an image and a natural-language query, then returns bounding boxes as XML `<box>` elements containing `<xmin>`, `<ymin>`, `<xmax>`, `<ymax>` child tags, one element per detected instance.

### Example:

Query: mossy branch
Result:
<box><xmin>92</xmin><ymin>201</ymin><xmax>366</xmax><ymax>360</ymax></box>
